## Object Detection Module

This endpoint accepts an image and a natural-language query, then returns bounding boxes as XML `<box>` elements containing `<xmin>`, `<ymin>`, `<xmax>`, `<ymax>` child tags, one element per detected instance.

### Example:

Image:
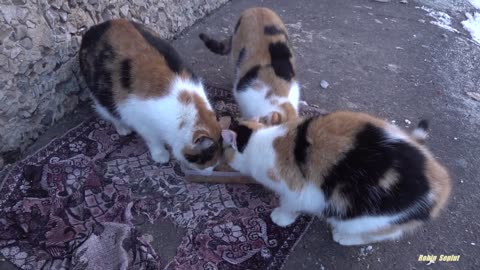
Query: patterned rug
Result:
<box><xmin>0</xmin><ymin>87</ymin><xmax>325</xmax><ymax>270</ymax></box>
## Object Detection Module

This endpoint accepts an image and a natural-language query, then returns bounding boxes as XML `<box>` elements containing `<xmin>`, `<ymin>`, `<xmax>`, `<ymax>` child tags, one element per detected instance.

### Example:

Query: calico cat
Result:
<box><xmin>221</xmin><ymin>112</ymin><xmax>451</xmax><ymax>245</ymax></box>
<box><xmin>199</xmin><ymin>7</ymin><xmax>300</xmax><ymax>125</ymax></box>
<box><xmin>79</xmin><ymin>19</ymin><xmax>223</xmax><ymax>170</ymax></box>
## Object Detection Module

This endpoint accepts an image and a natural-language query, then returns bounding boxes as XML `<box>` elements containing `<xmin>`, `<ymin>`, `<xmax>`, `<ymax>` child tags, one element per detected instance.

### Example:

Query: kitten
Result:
<box><xmin>221</xmin><ymin>112</ymin><xmax>451</xmax><ymax>245</ymax></box>
<box><xmin>199</xmin><ymin>7</ymin><xmax>300</xmax><ymax>125</ymax></box>
<box><xmin>79</xmin><ymin>19</ymin><xmax>223</xmax><ymax>170</ymax></box>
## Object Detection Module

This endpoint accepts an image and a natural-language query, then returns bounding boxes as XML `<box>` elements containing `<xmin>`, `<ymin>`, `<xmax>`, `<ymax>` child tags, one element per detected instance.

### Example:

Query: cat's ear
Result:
<box><xmin>221</xmin><ymin>130</ymin><xmax>237</xmax><ymax>149</ymax></box>
<box><xmin>219</xmin><ymin>116</ymin><xmax>232</xmax><ymax>129</ymax></box>
<box><xmin>194</xmin><ymin>136</ymin><xmax>215</xmax><ymax>150</ymax></box>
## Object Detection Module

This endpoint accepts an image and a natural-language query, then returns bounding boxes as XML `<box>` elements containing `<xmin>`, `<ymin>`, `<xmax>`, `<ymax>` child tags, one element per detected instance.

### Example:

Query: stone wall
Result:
<box><xmin>0</xmin><ymin>0</ymin><xmax>228</xmax><ymax>157</ymax></box>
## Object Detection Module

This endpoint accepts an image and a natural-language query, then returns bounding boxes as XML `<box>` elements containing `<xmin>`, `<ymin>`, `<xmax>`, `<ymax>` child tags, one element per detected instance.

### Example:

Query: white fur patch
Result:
<box><xmin>229</xmin><ymin>125</ymin><xmax>287</xmax><ymax>179</ymax></box>
<box><xmin>233</xmin><ymin>80</ymin><xmax>300</xmax><ymax>120</ymax></box>
<box><xmin>384</xmin><ymin>124</ymin><xmax>411</xmax><ymax>142</ymax></box>
<box><xmin>412</xmin><ymin>128</ymin><xmax>428</xmax><ymax>141</ymax></box>
<box><xmin>288</xmin><ymin>81</ymin><xmax>300</xmax><ymax>110</ymax></box>
<box><xmin>328</xmin><ymin>215</ymin><xmax>400</xmax><ymax>235</ymax></box>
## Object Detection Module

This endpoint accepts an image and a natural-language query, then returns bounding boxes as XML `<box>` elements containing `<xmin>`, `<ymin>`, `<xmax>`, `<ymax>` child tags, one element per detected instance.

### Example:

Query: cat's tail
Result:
<box><xmin>199</xmin><ymin>33</ymin><xmax>231</xmax><ymax>55</ymax></box>
<box><xmin>411</xmin><ymin>120</ymin><xmax>429</xmax><ymax>144</ymax></box>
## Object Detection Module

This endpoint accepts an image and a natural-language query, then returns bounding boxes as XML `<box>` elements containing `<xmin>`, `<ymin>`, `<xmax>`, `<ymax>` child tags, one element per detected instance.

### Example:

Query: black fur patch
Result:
<box><xmin>79</xmin><ymin>21</ymin><xmax>111</xmax><ymax>80</ymax></box>
<box><xmin>234</xmin><ymin>16</ymin><xmax>242</xmax><ymax>33</ymax></box>
<box><xmin>184</xmin><ymin>143</ymin><xmax>220</xmax><ymax>165</ymax></box>
<box><xmin>231</xmin><ymin>124</ymin><xmax>253</xmax><ymax>153</ymax></box>
<box><xmin>269</xmin><ymin>42</ymin><xmax>295</xmax><ymax>81</ymax></box>
<box><xmin>79</xmin><ymin>21</ymin><xmax>111</xmax><ymax>58</ymax></box>
<box><xmin>236</xmin><ymin>48</ymin><xmax>246</xmax><ymax>67</ymax></box>
<box><xmin>132</xmin><ymin>22</ymin><xmax>184</xmax><ymax>73</ymax></box>
<box><xmin>264</xmin><ymin>25</ymin><xmax>287</xmax><ymax>36</ymax></box>
<box><xmin>417</xmin><ymin>119</ymin><xmax>429</xmax><ymax>131</ymax></box>
<box><xmin>236</xmin><ymin>65</ymin><xmax>261</xmax><ymax>92</ymax></box>
<box><xmin>120</xmin><ymin>59</ymin><xmax>132</xmax><ymax>89</ymax></box>
<box><xmin>294</xmin><ymin>117</ymin><xmax>315</xmax><ymax>176</ymax></box>
<box><xmin>185</xmin><ymin>66</ymin><xmax>200</xmax><ymax>84</ymax></box>
<box><xmin>199</xmin><ymin>33</ymin><xmax>231</xmax><ymax>55</ymax></box>
<box><xmin>91</xmin><ymin>43</ymin><xmax>118</xmax><ymax>116</ymax></box>
<box><xmin>321</xmin><ymin>124</ymin><xmax>431</xmax><ymax>220</ymax></box>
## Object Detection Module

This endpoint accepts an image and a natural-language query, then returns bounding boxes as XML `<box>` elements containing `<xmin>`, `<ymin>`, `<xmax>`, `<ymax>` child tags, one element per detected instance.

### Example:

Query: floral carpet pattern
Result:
<box><xmin>0</xmin><ymin>87</ymin><xmax>324</xmax><ymax>270</ymax></box>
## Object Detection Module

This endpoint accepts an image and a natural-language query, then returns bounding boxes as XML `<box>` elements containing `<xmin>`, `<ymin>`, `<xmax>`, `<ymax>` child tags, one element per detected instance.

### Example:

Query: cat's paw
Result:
<box><xmin>150</xmin><ymin>150</ymin><xmax>170</xmax><ymax>164</ymax></box>
<box><xmin>332</xmin><ymin>232</ymin><xmax>366</xmax><ymax>246</ymax></box>
<box><xmin>115</xmin><ymin>125</ymin><xmax>132</xmax><ymax>136</ymax></box>
<box><xmin>270</xmin><ymin>208</ymin><xmax>297</xmax><ymax>227</ymax></box>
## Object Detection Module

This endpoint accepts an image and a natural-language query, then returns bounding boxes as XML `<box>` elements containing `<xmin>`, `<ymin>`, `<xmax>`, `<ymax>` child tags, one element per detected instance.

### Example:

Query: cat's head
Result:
<box><xmin>220</xmin><ymin>118</ymin><xmax>265</xmax><ymax>168</ymax></box>
<box><xmin>181</xmin><ymin>131</ymin><xmax>222</xmax><ymax>171</ymax></box>
<box><xmin>180</xmin><ymin>114</ymin><xmax>234</xmax><ymax>171</ymax></box>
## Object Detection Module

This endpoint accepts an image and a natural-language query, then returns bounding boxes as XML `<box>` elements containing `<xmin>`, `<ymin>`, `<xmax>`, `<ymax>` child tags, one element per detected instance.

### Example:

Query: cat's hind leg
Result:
<box><xmin>332</xmin><ymin>226</ymin><xmax>404</xmax><ymax>246</ymax></box>
<box><xmin>270</xmin><ymin>183</ymin><xmax>324</xmax><ymax>227</ymax></box>
<box><xmin>328</xmin><ymin>217</ymin><xmax>417</xmax><ymax>246</ymax></box>
<box><xmin>93</xmin><ymin>100</ymin><xmax>132</xmax><ymax>136</ymax></box>
<box><xmin>358</xmin><ymin>221</ymin><xmax>420</xmax><ymax>245</ymax></box>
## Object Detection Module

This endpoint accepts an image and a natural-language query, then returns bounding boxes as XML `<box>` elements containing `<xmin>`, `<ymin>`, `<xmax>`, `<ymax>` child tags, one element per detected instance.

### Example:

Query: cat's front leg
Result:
<box><xmin>144</xmin><ymin>137</ymin><xmax>170</xmax><ymax>163</ymax></box>
<box><xmin>150</xmin><ymin>147</ymin><xmax>170</xmax><ymax>164</ymax></box>
<box><xmin>270</xmin><ymin>205</ymin><xmax>299</xmax><ymax>227</ymax></box>
<box><xmin>113</xmin><ymin>121</ymin><xmax>132</xmax><ymax>136</ymax></box>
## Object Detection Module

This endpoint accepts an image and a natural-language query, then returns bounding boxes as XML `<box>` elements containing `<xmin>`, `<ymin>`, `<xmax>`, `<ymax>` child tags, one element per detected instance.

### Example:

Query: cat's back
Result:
<box><xmin>233</xmin><ymin>7</ymin><xmax>291</xmax><ymax>67</ymax></box>
<box><xmin>235</xmin><ymin>7</ymin><xmax>288</xmax><ymax>45</ymax></box>
<box><xmin>308</xmin><ymin>111</ymin><xmax>451</xmax><ymax>219</ymax></box>
<box><xmin>79</xmin><ymin>19</ymin><xmax>193</xmax><ymax>100</ymax></box>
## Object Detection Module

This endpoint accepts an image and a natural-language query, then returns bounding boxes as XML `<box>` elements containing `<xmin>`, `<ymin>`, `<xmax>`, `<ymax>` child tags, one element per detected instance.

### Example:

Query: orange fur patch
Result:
<box><xmin>425</xmin><ymin>158</ymin><xmax>452</xmax><ymax>218</ymax></box>
<box><xmin>178</xmin><ymin>90</ymin><xmax>193</xmax><ymax>104</ymax></box>
<box><xmin>192</xmin><ymin>93</ymin><xmax>221</xmax><ymax>137</ymax></box>
<box><xmin>105</xmin><ymin>19</ymin><xmax>176</xmax><ymax>101</ymax></box>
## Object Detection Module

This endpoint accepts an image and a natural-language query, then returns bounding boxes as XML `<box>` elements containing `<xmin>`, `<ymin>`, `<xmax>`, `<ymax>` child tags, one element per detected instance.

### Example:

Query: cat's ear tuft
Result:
<box><xmin>221</xmin><ymin>130</ymin><xmax>237</xmax><ymax>149</ymax></box>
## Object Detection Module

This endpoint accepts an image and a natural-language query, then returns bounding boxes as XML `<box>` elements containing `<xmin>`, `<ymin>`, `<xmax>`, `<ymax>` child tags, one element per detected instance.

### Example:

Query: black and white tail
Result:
<box><xmin>199</xmin><ymin>33</ymin><xmax>232</xmax><ymax>55</ymax></box>
<box><xmin>411</xmin><ymin>120</ymin><xmax>429</xmax><ymax>144</ymax></box>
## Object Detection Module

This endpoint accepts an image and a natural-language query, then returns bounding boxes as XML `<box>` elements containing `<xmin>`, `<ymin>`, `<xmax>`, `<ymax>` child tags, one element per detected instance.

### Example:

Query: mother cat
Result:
<box><xmin>79</xmin><ymin>19</ymin><xmax>223</xmax><ymax>170</ymax></box>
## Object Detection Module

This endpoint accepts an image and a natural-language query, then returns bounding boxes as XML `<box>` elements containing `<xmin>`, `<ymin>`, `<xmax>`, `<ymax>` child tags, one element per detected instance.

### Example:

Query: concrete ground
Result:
<box><xmin>2</xmin><ymin>0</ymin><xmax>480</xmax><ymax>269</ymax></box>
